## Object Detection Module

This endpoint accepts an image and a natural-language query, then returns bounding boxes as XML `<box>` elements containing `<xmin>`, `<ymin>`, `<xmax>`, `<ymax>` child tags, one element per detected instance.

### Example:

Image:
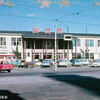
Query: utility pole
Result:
<box><xmin>67</xmin><ymin>26</ymin><xmax>69</xmax><ymax>60</ymax></box>
<box><xmin>54</xmin><ymin>24</ymin><xmax>57</xmax><ymax>71</ymax></box>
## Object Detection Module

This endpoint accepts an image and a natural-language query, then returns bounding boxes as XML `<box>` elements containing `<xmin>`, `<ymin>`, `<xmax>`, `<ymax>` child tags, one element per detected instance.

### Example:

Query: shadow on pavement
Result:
<box><xmin>0</xmin><ymin>90</ymin><xmax>25</xmax><ymax>100</ymax></box>
<box><xmin>44</xmin><ymin>74</ymin><xmax>100</xmax><ymax>97</ymax></box>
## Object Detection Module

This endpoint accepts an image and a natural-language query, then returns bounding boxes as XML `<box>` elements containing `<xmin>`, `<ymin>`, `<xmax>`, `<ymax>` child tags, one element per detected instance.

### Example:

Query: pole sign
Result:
<box><xmin>64</xmin><ymin>34</ymin><xmax>72</xmax><ymax>41</ymax></box>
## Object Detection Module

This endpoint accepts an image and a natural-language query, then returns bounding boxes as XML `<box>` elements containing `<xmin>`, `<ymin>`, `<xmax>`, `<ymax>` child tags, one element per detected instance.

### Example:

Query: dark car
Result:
<box><xmin>18</xmin><ymin>59</ymin><xmax>28</xmax><ymax>68</ymax></box>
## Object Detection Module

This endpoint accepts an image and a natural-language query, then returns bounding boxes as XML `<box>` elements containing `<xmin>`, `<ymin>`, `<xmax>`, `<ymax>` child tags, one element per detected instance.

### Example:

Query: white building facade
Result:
<box><xmin>0</xmin><ymin>31</ymin><xmax>100</xmax><ymax>61</ymax></box>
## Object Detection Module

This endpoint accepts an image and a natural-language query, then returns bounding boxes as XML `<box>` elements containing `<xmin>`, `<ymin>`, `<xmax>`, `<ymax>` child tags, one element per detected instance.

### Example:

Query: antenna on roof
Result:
<box><xmin>86</xmin><ymin>27</ymin><xmax>87</xmax><ymax>34</ymax></box>
<box><xmin>67</xmin><ymin>26</ymin><xmax>69</xmax><ymax>33</ymax></box>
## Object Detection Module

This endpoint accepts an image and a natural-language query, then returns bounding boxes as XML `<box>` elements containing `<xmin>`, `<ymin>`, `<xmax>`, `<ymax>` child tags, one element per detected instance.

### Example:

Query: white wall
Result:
<box><xmin>0</xmin><ymin>35</ymin><xmax>22</xmax><ymax>55</ymax></box>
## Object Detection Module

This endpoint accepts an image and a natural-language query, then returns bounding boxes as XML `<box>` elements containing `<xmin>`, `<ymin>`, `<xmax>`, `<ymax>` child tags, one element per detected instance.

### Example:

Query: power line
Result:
<box><xmin>1</xmin><ymin>2</ymin><xmax>100</xmax><ymax>21</ymax></box>
<box><xmin>0</xmin><ymin>13</ymin><xmax>100</xmax><ymax>26</ymax></box>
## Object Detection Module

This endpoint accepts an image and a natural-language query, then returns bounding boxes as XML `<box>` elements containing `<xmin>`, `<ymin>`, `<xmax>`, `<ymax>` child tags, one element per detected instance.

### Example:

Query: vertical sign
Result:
<box><xmin>57</xmin><ymin>28</ymin><xmax>62</xmax><ymax>34</ymax></box>
<box><xmin>33</xmin><ymin>27</ymin><xmax>38</xmax><ymax>33</ymax></box>
<box><xmin>45</xmin><ymin>28</ymin><xmax>50</xmax><ymax>34</ymax></box>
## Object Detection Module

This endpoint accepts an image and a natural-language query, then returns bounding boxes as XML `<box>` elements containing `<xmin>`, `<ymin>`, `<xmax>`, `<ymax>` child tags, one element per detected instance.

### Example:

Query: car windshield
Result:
<box><xmin>80</xmin><ymin>60</ymin><xmax>83</xmax><ymax>62</ymax></box>
<box><xmin>16</xmin><ymin>59</ymin><xmax>19</xmax><ymax>62</ymax></box>
<box><xmin>93</xmin><ymin>59</ymin><xmax>100</xmax><ymax>62</ymax></box>
<box><xmin>43</xmin><ymin>60</ymin><xmax>51</xmax><ymax>63</ymax></box>
<box><xmin>1</xmin><ymin>61</ymin><xmax>9</xmax><ymax>64</ymax></box>
<box><xmin>75</xmin><ymin>59</ymin><xmax>80</xmax><ymax>62</ymax></box>
<box><xmin>60</xmin><ymin>60</ymin><xmax>69</xmax><ymax>62</ymax></box>
<box><xmin>84</xmin><ymin>60</ymin><xmax>87</xmax><ymax>62</ymax></box>
<box><xmin>21</xmin><ymin>60</ymin><xmax>25</xmax><ymax>62</ymax></box>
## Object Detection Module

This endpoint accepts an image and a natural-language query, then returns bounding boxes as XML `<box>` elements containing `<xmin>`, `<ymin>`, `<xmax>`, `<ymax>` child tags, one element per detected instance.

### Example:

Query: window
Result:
<box><xmin>90</xmin><ymin>40</ymin><xmax>94</xmax><ymax>47</ymax></box>
<box><xmin>77</xmin><ymin>39</ymin><xmax>81</xmax><ymax>46</ymax></box>
<box><xmin>98</xmin><ymin>40</ymin><xmax>100</xmax><ymax>47</ymax></box>
<box><xmin>72</xmin><ymin>39</ymin><xmax>80</xmax><ymax>46</ymax></box>
<box><xmin>90</xmin><ymin>53</ymin><xmax>94</xmax><ymax>59</ymax></box>
<box><xmin>27</xmin><ymin>53</ymin><xmax>30</xmax><ymax>57</ymax></box>
<box><xmin>0</xmin><ymin>37</ymin><xmax>6</xmax><ymax>45</ymax></box>
<box><xmin>11</xmin><ymin>37</ymin><xmax>16</xmax><ymax>46</ymax></box>
<box><xmin>72</xmin><ymin>39</ymin><xmax>75</xmax><ymax>46</ymax></box>
<box><xmin>11</xmin><ymin>37</ymin><xmax>21</xmax><ymax>46</ymax></box>
<box><xmin>72</xmin><ymin>53</ymin><xmax>76</xmax><ymax>59</ymax></box>
<box><xmin>17</xmin><ymin>38</ymin><xmax>21</xmax><ymax>46</ymax></box>
<box><xmin>85</xmin><ymin>39</ymin><xmax>89</xmax><ymax>46</ymax></box>
<box><xmin>85</xmin><ymin>39</ymin><xmax>94</xmax><ymax>47</ymax></box>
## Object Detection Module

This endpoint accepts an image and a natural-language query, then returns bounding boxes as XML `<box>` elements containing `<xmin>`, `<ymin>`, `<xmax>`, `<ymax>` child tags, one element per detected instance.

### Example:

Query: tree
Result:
<box><xmin>12</xmin><ymin>46</ymin><xmax>20</xmax><ymax>59</ymax></box>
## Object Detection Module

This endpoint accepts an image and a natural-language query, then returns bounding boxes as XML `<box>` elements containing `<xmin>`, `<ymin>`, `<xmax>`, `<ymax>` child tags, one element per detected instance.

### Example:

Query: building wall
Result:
<box><xmin>0</xmin><ymin>34</ymin><xmax>22</xmax><ymax>61</ymax></box>
<box><xmin>1</xmin><ymin>33</ymin><xmax>100</xmax><ymax>61</ymax></box>
<box><xmin>72</xmin><ymin>37</ymin><xmax>100</xmax><ymax>59</ymax></box>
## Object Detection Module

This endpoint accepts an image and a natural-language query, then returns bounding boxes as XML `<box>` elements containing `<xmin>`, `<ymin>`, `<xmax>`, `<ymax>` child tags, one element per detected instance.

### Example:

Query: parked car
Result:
<box><xmin>0</xmin><ymin>61</ymin><xmax>13</xmax><ymax>73</ymax></box>
<box><xmin>58</xmin><ymin>59</ymin><xmax>71</xmax><ymax>67</ymax></box>
<box><xmin>34</xmin><ymin>59</ymin><xmax>42</xmax><ymax>66</ymax></box>
<box><xmin>81</xmin><ymin>59</ymin><xmax>91</xmax><ymax>65</ymax></box>
<box><xmin>18</xmin><ymin>59</ymin><xmax>28</xmax><ymax>68</ymax></box>
<box><xmin>27</xmin><ymin>61</ymin><xmax>35</xmax><ymax>68</ymax></box>
<box><xmin>90</xmin><ymin>59</ymin><xmax>100</xmax><ymax>67</ymax></box>
<box><xmin>70</xmin><ymin>59</ymin><xmax>83</xmax><ymax>66</ymax></box>
<box><xmin>41</xmin><ymin>59</ymin><xmax>54</xmax><ymax>67</ymax></box>
<box><xmin>12</xmin><ymin>59</ymin><xmax>20</xmax><ymax>67</ymax></box>
<box><xmin>35</xmin><ymin>60</ymin><xmax>42</xmax><ymax>66</ymax></box>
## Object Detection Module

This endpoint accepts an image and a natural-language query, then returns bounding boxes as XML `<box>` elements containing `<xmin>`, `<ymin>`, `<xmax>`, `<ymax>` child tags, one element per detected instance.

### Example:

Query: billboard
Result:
<box><xmin>64</xmin><ymin>34</ymin><xmax>72</xmax><ymax>41</ymax></box>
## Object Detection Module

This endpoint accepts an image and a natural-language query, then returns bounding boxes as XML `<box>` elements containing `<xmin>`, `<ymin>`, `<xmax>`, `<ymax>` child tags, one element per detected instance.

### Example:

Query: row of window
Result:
<box><xmin>0</xmin><ymin>37</ymin><xmax>21</xmax><ymax>46</ymax></box>
<box><xmin>72</xmin><ymin>39</ymin><xmax>100</xmax><ymax>47</ymax></box>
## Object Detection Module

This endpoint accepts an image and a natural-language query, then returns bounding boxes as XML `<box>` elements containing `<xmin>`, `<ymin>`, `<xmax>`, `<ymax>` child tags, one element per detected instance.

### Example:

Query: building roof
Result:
<box><xmin>0</xmin><ymin>30</ymin><xmax>100</xmax><ymax>39</ymax></box>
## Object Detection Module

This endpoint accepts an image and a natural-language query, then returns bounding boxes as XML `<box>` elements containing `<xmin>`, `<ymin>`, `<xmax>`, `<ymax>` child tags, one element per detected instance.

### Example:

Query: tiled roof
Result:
<box><xmin>0</xmin><ymin>30</ymin><xmax>100</xmax><ymax>39</ymax></box>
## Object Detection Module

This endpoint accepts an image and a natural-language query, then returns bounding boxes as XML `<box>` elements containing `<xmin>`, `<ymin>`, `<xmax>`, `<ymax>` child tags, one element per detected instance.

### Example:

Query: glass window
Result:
<box><xmin>98</xmin><ymin>40</ymin><xmax>100</xmax><ymax>47</ymax></box>
<box><xmin>85</xmin><ymin>39</ymin><xmax>89</xmax><ymax>47</ymax></box>
<box><xmin>17</xmin><ymin>38</ymin><xmax>21</xmax><ymax>46</ymax></box>
<box><xmin>77</xmin><ymin>39</ymin><xmax>81</xmax><ymax>46</ymax></box>
<box><xmin>0</xmin><ymin>37</ymin><xmax>6</xmax><ymax>45</ymax></box>
<box><xmin>11</xmin><ymin>37</ymin><xmax>16</xmax><ymax>46</ymax></box>
<box><xmin>1</xmin><ymin>37</ymin><xmax>6</xmax><ymax>45</ymax></box>
<box><xmin>90</xmin><ymin>40</ymin><xmax>94</xmax><ymax>47</ymax></box>
<box><xmin>72</xmin><ymin>39</ymin><xmax>75</xmax><ymax>46</ymax></box>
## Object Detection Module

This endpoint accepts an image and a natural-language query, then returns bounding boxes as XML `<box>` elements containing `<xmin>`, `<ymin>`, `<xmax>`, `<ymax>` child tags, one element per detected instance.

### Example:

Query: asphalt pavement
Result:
<box><xmin>0</xmin><ymin>66</ymin><xmax>100</xmax><ymax>100</ymax></box>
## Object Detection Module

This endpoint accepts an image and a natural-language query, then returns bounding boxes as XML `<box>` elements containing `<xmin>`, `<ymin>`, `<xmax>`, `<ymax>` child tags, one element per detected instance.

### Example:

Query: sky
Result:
<box><xmin>0</xmin><ymin>0</ymin><xmax>100</xmax><ymax>34</ymax></box>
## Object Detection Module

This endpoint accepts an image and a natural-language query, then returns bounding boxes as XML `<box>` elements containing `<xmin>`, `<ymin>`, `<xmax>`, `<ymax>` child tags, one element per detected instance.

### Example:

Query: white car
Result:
<box><xmin>81</xmin><ymin>59</ymin><xmax>91</xmax><ymax>65</ymax></box>
<box><xmin>58</xmin><ymin>59</ymin><xmax>71</xmax><ymax>67</ymax></box>
<box><xmin>90</xmin><ymin>59</ymin><xmax>100</xmax><ymax>67</ymax></box>
<box><xmin>41</xmin><ymin>59</ymin><xmax>54</xmax><ymax>67</ymax></box>
<box><xmin>35</xmin><ymin>61</ymin><xmax>42</xmax><ymax>66</ymax></box>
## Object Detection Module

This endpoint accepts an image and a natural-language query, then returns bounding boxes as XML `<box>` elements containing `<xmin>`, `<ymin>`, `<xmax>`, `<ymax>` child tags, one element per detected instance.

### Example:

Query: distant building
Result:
<box><xmin>0</xmin><ymin>30</ymin><xmax>100</xmax><ymax>61</ymax></box>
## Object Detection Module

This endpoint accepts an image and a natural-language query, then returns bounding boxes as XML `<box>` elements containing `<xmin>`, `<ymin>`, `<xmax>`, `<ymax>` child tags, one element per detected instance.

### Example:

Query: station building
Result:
<box><xmin>0</xmin><ymin>30</ymin><xmax>100</xmax><ymax>61</ymax></box>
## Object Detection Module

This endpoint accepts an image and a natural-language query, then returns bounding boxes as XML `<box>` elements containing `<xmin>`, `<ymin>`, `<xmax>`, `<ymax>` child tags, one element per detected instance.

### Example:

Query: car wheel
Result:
<box><xmin>8</xmin><ymin>70</ymin><xmax>11</xmax><ymax>73</ymax></box>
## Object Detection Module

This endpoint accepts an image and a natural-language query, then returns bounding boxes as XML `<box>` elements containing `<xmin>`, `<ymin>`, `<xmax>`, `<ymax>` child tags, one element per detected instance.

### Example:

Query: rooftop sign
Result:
<box><xmin>64</xmin><ymin>34</ymin><xmax>73</xmax><ymax>41</ymax></box>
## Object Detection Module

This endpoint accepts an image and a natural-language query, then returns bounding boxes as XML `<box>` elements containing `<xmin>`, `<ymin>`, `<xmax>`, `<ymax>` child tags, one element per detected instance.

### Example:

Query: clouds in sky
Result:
<box><xmin>54</xmin><ymin>0</ymin><xmax>69</xmax><ymax>7</ymax></box>
<box><xmin>35</xmin><ymin>0</ymin><xmax>69</xmax><ymax>8</ymax></box>
<box><xmin>92</xmin><ymin>1</ymin><xmax>100</xmax><ymax>6</ymax></box>
<box><xmin>0</xmin><ymin>0</ymin><xmax>14</xmax><ymax>7</ymax></box>
<box><xmin>26</xmin><ymin>14</ymin><xmax>35</xmax><ymax>17</ymax></box>
<box><xmin>36</xmin><ymin>0</ymin><xmax>52</xmax><ymax>8</ymax></box>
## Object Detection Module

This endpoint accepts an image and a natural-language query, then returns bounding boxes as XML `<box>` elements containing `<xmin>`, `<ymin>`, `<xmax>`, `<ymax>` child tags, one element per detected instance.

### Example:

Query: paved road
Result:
<box><xmin>0</xmin><ymin>66</ymin><xmax>100</xmax><ymax>100</ymax></box>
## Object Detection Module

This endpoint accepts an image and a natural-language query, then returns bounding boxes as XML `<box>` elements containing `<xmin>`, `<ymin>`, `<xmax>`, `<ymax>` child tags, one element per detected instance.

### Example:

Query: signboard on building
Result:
<box><xmin>57</xmin><ymin>28</ymin><xmax>62</xmax><ymax>34</ymax></box>
<box><xmin>45</xmin><ymin>28</ymin><xmax>50</xmax><ymax>34</ymax></box>
<box><xmin>33</xmin><ymin>27</ymin><xmax>38</xmax><ymax>34</ymax></box>
<box><xmin>64</xmin><ymin>34</ymin><xmax>72</xmax><ymax>41</ymax></box>
<box><xmin>0</xmin><ymin>46</ymin><xmax>7</xmax><ymax>49</ymax></box>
